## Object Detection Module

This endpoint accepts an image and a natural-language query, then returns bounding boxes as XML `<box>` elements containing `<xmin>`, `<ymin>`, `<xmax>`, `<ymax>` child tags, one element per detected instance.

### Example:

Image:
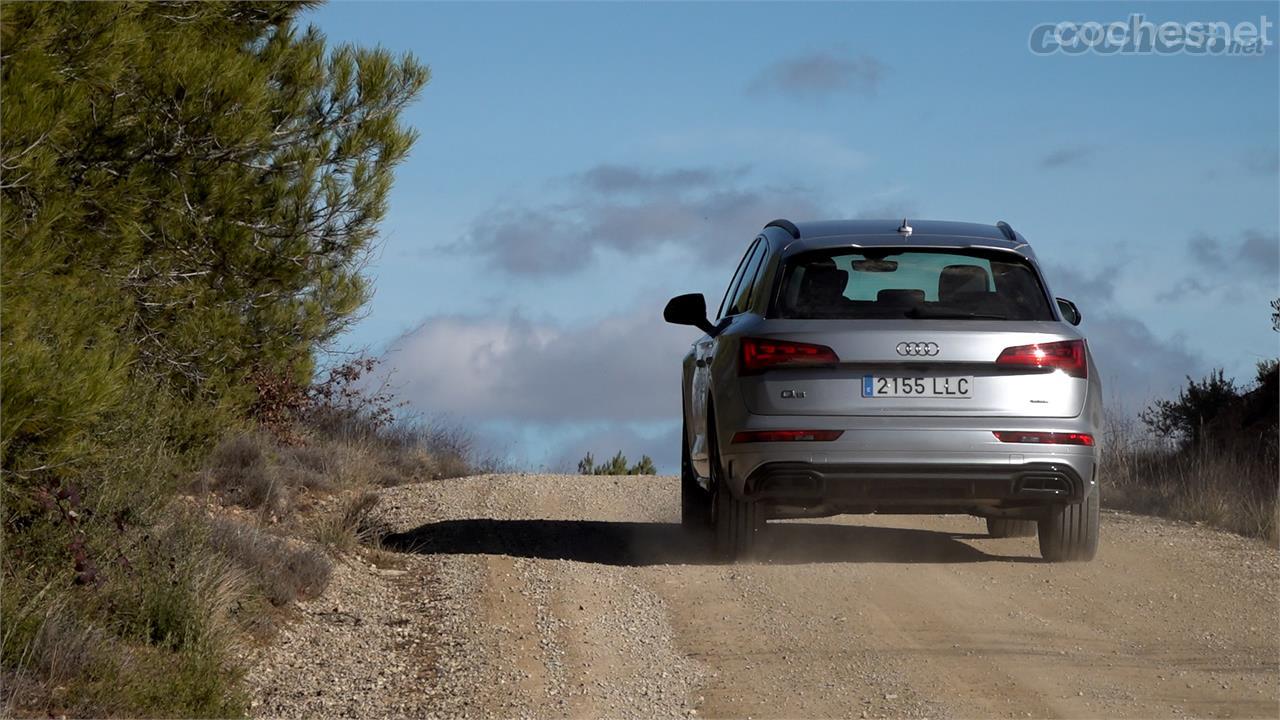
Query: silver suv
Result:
<box><xmin>664</xmin><ymin>219</ymin><xmax>1101</xmax><ymax>562</ymax></box>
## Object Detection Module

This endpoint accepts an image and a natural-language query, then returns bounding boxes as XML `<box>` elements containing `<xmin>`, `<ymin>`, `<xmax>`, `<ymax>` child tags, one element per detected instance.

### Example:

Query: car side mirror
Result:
<box><xmin>663</xmin><ymin>293</ymin><xmax>717</xmax><ymax>336</ymax></box>
<box><xmin>1056</xmin><ymin>297</ymin><xmax>1082</xmax><ymax>326</ymax></box>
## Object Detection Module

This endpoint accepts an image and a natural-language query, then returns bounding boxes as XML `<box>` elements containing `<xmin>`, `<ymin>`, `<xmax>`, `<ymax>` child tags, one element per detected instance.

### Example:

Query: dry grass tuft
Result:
<box><xmin>200</xmin><ymin>417</ymin><xmax>496</xmax><ymax>519</ymax></box>
<box><xmin>310</xmin><ymin>491</ymin><xmax>390</xmax><ymax>552</ymax></box>
<box><xmin>203</xmin><ymin>432</ymin><xmax>290</xmax><ymax>514</ymax></box>
<box><xmin>1104</xmin><ymin>413</ymin><xmax>1278</xmax><ymax>545</ymax></box>
<box><xmin>1</xmin><ymin>594</ymin><xmax>111</xmax><ymax>714</ymax></box>
<box><xmin>1106</xmin><ymin>447</ymin><xmax>1278</xmax><ymax>544</ymax></box>
<box><xmin>208</xmin><ymin>517</ymin><xmax>331</xmax><ymax>606</ymax></box>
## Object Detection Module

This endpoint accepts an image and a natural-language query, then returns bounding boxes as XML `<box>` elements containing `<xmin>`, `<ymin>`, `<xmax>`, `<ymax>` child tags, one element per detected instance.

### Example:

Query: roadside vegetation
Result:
<box><xmin>0</xmin><ymin>2</ymin><xmax>452</xmax><ymax>716</ymax></box>
<box><xmin>3</xmin><ymin>356</ymin><xmax>491</xmax><ymax>716</ymax></box>
<box><xmin>1104</xmin><ymin>346</ymin><xmax>1279</xmax><ymax>545</ymax></box>
<box><xmin>577</xmin><ymin>451</ymin><xmax>658</xmax><ymax>476</ymax></box>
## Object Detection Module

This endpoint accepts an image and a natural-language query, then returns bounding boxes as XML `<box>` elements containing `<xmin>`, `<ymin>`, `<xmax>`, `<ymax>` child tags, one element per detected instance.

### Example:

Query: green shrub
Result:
<box><xmin>1140</xmin><ymin>369</ymin><xmax>1241</xmax><ymax>449</ymax></box>
<box><xmin>1140</xmin><ymin>362</ymin><xmax>1279</xmax><ymax>464</ymax></box>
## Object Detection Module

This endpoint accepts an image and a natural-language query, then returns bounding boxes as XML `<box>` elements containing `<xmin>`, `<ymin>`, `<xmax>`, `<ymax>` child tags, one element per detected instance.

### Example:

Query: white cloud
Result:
<box><xmin>382</xmin><ymin>308</ymin><xmax>694</xmax><ymax>424</ymax></box>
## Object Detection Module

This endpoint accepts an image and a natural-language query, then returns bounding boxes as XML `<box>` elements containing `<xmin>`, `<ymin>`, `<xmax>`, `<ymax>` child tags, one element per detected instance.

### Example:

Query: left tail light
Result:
<box><xmin>740</xmin><ymin>337</ymin><xmax>839</xmax><ymax>376</ymax></box>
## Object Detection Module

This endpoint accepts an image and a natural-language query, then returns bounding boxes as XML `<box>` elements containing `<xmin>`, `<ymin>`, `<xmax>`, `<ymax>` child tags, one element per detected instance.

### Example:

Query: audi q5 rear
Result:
<box><xmin>664</xmin><ymin>219</ymin><xmax>1102</xmax><ymax>562</ymax></box>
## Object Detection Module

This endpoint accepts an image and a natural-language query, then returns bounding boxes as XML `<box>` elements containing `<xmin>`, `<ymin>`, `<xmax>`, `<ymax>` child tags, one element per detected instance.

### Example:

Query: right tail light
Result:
<box><xmin>994</xmin><ymin>431</ymin><xmax>1094</xmax><ymax>446</ymax></box>
<box><xmin>995</xmin><ymin>339</ymin><xmax>1087</xmax><ymax>378</ymax></box>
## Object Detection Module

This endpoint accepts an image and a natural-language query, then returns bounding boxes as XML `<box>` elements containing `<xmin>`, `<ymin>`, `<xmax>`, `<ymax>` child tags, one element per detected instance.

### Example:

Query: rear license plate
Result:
<box><xmin>862</xmin><ymin>375</ymin><xmax>973</xmax><ymax>398</ymax></box>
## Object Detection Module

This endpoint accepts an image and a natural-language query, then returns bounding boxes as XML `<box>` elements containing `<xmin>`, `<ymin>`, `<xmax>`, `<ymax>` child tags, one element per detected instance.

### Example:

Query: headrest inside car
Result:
<box><xmin>939</xmin><ymin>264</ymin><xmax>991</xmax><ymax>300</ymax></box>
<box><xmin>876</xmin><ymin>288</ymin><xmax>925</xmax><ymax>305</ymax></box>
<box><xmin>800</xmin><ymin>266</ymin><xmax>849</xmax><ymax>301</ymax></box>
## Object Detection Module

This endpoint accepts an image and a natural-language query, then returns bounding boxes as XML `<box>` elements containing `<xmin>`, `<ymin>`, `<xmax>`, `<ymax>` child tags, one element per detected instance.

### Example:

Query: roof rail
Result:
<box><xmin>995</xmin><ymin>220</ymin><xmax>1017</xmax><ymax>243</ymax></box>
<box><xmin>764</xmin><ymin>218</ymin><xmax>800</xmax><ymax>239</ymax></box>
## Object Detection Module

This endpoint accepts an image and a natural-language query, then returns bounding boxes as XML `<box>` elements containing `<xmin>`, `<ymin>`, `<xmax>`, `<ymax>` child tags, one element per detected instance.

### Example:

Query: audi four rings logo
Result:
<box><xmin>896</xmin><ymin>341</ymin><xmax>940</xmax><ymax>356</ymax></box>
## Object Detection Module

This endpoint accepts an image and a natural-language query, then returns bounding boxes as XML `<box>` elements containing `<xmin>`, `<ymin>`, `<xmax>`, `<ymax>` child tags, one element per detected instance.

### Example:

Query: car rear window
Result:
<box><xmin>771</xmin><ymin>249</ymin><xmax>1054</xmax><ymax>320</ymax></box>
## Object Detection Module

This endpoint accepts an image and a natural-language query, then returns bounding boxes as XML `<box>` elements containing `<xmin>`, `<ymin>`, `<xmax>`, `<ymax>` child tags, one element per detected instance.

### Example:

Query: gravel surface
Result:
<box><xmin>248</xmin><ymin>474</ymin><xmax>1279</xmax><ymax>719</ymax></box>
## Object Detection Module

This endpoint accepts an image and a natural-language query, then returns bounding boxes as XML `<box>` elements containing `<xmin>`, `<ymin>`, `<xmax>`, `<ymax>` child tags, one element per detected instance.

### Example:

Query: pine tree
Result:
<box><xmin>1</xmin><ymin>0</ymin><xmax>427</xmax><ymax>566</ymax></box>
<box><xmin>595</xmin><ymin>451</ymin><xmax>629</xmax><ymax>475</ymax></box>
<box><xmin>627</xmin><ymin>455</ymin><xmax>656</xmax><ymax>475</ymax></box>
<box><xmin>577</xmin><ymin>451</ymin><xmax>658</xmax><ymax>475</ymax></box>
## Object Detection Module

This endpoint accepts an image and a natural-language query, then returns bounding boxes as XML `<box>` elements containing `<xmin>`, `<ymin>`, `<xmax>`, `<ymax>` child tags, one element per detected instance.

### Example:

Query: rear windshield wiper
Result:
<box><xmin>905</xmin><ymin>308</ymin><xmax>1008</xmax><ymax>320</ymax></box>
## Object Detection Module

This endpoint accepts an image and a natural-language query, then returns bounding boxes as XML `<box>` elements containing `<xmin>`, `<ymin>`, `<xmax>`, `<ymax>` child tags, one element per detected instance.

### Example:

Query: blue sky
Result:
<box><xmin>311</xmin><ymin>1</ymin><xmax>1279</xmax><ymax>471</ymax></box>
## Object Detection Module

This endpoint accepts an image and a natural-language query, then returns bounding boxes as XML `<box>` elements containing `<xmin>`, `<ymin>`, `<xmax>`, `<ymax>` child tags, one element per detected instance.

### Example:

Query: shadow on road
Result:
<box><xmin>382</xmin><ymin>519</ymin><xmax>1035</xmax><ymax>566</ymax></box>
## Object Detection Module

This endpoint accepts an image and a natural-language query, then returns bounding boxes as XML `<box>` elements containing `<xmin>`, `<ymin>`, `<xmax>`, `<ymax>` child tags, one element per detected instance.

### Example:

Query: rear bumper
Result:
<box><xmin>716</xmin><ymin>414</ymin><xmax>1099</xmax><ymax>510</ymax></box>
<box><xmin>743</xmin><ymin>461</ymin><xmax>1088</xmax><ymax>507</ymax></box>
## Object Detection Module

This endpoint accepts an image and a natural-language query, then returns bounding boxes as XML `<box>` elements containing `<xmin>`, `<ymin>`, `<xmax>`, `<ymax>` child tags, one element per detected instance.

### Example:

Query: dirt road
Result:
<box><xmin>250</xmin><ymin>474</ymin><xmax>1279</xmax><ymax>719</ymax></box>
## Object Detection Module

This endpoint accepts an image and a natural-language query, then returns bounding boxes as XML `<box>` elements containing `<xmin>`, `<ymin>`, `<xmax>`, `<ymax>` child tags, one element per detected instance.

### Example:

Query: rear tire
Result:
<box><xmin>713</xmin><ymin>477</ymin><xmax>762</xmax><ymax>561</ymax></box>
<box><xmin>680</xmin><ymin>420</ymin><xmax>711</xmax><ymax>529</ymax></box>
<box><xmin>1037</xmin><ymin>489</ymin><xmax>1100</xmax><ymax>562</ymax></box>
<box><xmin>706</xmin><ymin>405</ymin><xmax>761</xmax><ymax>561</ymax></box>
<box><xmin>986</xmin><ymin>517</ymin><xmax>1037</xmax><ymax>538</ymax></box>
